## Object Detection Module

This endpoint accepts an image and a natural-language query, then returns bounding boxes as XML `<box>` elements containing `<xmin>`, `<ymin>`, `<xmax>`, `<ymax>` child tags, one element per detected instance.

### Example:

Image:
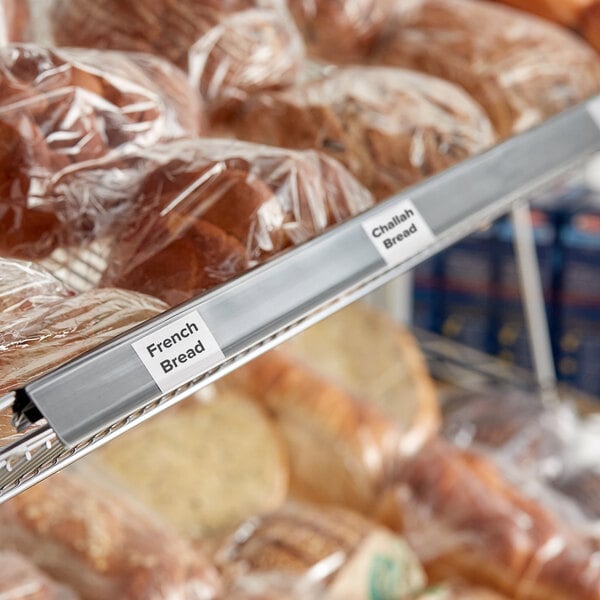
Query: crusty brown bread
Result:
<box><xmin>582</xmin><ymin>1</ymin><xmax>600</xmax><ymax>52</ymax></box>
<box><xmin>370</xmin><ymin>0</ymin><xmax>600</xmax><ymax>137</ymax></box>
<box><xmin>288</xmin><ymin>0</ymin><xmax>391</xmax><ymax>62</ymax></box>
<box><xmin>0</xmin><ymin>468</ymin><xmax>222</xmax><ymax>600</ymax></box>
<box><xmin>99</xmin><ymin>388</ymin><xmax>289</xmax><ymax>540</ymax></box>
<box><xmin>217</xmin><ymin>502</ymin><xmax>426</xmax><ymax>599</ymax></box>
<box><xmin>375</xmin><ymin>439</ymin><xmax>600</xmax><ymax>600</ymax></box>
<box><xmin>0</xmin><ymin>287</ymin><xmax>167</xmax><ymax>395</ymax></box>
<box><xmin>0</xmin><ymin>550</ymin><xmax>79</xmax><ymax>599</ymax></box>
<box><xmin>221</xmin><ymin>349</ymin><xmax>403</xmax><ymax>512</ymax></box>
<box><xmin>228</xmin><ymin>66</ymin><xmax>495</xmax><ymax>200</ymax></box>
<box><xmin>284</xmin><ymin>302</ymin><xmax>439</xmax><ymax>456</ymax></box>
<box><xmin>490</xmin><ymin>0</ymin><xmax>593</xmax><ymax>26</ymax></box>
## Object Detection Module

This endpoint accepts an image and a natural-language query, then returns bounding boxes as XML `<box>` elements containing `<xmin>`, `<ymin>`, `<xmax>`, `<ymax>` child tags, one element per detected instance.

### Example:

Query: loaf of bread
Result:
<box><xmin>284</xmin><ymin>302</ymin><xmax>439</xmax><ymax>456</ymax></box>
<box><xmin>0</xmin><ymin>551</ymin><xmax>79</xmax><ymax>599</ymax></box>
<box><xmin>287</xmin><ymin>0</ymin><xmax>392</xmax><ymax>62</ymax></box>
<box><xmin>1</xmin><ymin>0</ymin><xmax>30</xmax><ymax>43</ymax></box>
<box><xmin>370</xmin><ymin>0</ymin><xmax>600</xmax><ymax>137</ymax></box>
<box><xmin>582</xmin><ymin>2</ymin><xmax>600</xmax><ymax>51</ymax></box>
<box><xmin>228</xmin><ymin>66</ymin><xmax>495</xmax><ymax>200</ymax></box>
<box><xmin>0</xmin><ymin>468</ymin><xmax>222</xmax><ymax>600</ymax></box>
<box><xmin>99</xmin><ymin>138</ymin><xmax>373</xmax><ymax>305</ymax></box>
<box><xmin>217</xmin><ymin>502</ymin><xmax>427</xmax><ymax>600</ymax></box>
<box><xmin>98</xmin><ymin>387</ymin><xmax>289</xmax><ymax>540</ymax></box>
<box><xmin>0</xmin><ymin>258</ymin><xmax>71</xmax><ymax>317</ymax></box>
<box><xmin>222</xmin><ymin>349</ymin><xmax>403</xmax><ymax>512</ymax></box>
<box><xmin>0</xmin><ymin>44</ymin><xmax>202</xmax><ymax>260</ymax></box>
<box><xmin>0</xmin><ymin>287</ymin><xmax>167</xmax><ymax>395</ymax></box>
<box><xmin>375</xmin><ymin>439</ymin><xmax>600</xmax><ymax>600</ymax></box>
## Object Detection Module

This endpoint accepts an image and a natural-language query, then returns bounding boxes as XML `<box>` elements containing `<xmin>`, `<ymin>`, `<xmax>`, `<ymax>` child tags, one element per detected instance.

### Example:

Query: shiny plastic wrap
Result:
<box><xmin>217</xmin><ymin>502</ymin><xmax>427</xmax><ymax>600</ymax></box>
<box><xmin>0</xmin><ymin>0</ymin><xmax>30</xmax><ymax>43</ymax></box>
<box><xmin>369</xmin><ymin>0</ymin><xmax>600</xmax><ymax>137</ymax></box>
<box><xmin>227</xmin><ymin>66</ymin><xmax>495</xmax><ymax>200</ymax></box>
<box><xmin>0</xmin><ymin>258</ymin><xmax>72</xmax><ymax>317</ymax></box>
<box><xmin>375</xmin><ymin>438</ymin><xmax>600</xmax><ymax>600</ymax></box>
<box><xmin>98</xmin><ymin>387</ymin><xmax>289</xmax><ymax>541</ymax></box>
<box><xmin>95</xmin><ymin>138</ymin><xmax>373</xmax><ymax>306</ymax></box>
<box><xmin>0</xmin><ymin>287</ymin><xmax>167</xmax><ymax>395</ymax></box>
<box><xmin>287</xmin><ymin>0</ymin><xmax>392</xmax><ymax>62</ymax></box>
<box><xmin>0</xmin><ymin>466</ymin><xmax>222</xmax><ymax>600</ymax></box>
<box><xmin>0</xmin><ymin>551</ymin><xmax>79</xmax><ymax>600</ymax></box>
<box><xmin>49</xmin><ymin>0</ymin><xmax>304</xmax><ymax>112</ymax></box>
<box><xmin>0</xmin><ymin>44</ymin><xmax>202</xmax><ymax>260</ymax></box>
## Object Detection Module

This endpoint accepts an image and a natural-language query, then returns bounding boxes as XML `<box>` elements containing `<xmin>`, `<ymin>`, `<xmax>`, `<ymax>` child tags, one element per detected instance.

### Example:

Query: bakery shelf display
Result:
<box><xmin>1</xmin><ymin>96</ymin><xmax>599</xmax><ymax>503</ymax></box>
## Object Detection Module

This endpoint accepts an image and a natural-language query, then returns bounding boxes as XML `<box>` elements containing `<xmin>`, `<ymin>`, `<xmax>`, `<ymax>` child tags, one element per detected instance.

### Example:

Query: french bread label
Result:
<box><xmin>587</xmin><ymin>97</ymin><xmax>600</xmax><ymax>128</ymax></box>
<box><xmin>132</xmin><ymin>310</ymin><xmax>224</xmax><ymax>393</ymax></box>
<box><xmin>362</xmin><ymin>199</ymin><xmax>435</xmax><ymax>266</ymax></box>
<box><xmin>326</xmin><ymin>530</ymin><xmax>426</xmax><ymax>600</ymax></box>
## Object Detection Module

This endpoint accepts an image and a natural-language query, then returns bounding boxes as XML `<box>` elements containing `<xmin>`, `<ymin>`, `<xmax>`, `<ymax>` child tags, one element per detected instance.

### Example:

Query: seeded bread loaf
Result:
<box><xmin>228</xmin><ymin>66</ymin><xmax>495</xmax><ymax>200</ymax></box>
<box><xmin>370</xmin><ymin>0</ymin><xmax>600</xmax><ymax>137</ymax></box>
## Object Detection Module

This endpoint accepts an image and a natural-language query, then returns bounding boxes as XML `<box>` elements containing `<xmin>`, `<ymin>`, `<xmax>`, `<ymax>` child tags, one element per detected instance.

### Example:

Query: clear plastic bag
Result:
<box><xmin>0</xmin><ymin>466</ymin><xmax>222</xmax><ymax>600</ymax></box>
<box><xmin>0</xmin><ymin>287</ymin><xmax>167</xmax><ymax>395</ymax></box>
<box><xmin>0</xmin><ymin>550</ymin><xmax>79</xmax><ymax>599</ymax></box>
<box><xmin>0</xmin><ymin>44</ymin><xmax>202</xmax><ymax>259</ymax></box>
<box><xmin>375</xmin><ymin>439</ymin><xmax>600</xmax><ymax>600</ymax></box>
<box><xmin>217</xmin><ymin>502</ymin><xmax>427</xmax><ymax>600</ymax></box>
<box><xmin>287</xmin><ymin>0</ymin><xmax>392</xmax><ymax>62</ymax></box>
<box><xmin>94</xmin><ymin>138</ymin><xmax>373</xmax><ymax>306</ymax></box>
<box><xmin>226</xmin><ymin>65</ymin><xmax>495</xmax><ymax>200</ymax></box>
<box><xmin>369</xmin><ymin>0</ymin><xmax>600</xmax><ymax>137</ymax></box>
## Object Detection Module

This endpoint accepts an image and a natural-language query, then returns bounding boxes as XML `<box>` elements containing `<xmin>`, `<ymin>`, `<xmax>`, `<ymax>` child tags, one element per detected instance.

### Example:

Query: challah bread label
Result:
<box><xmin>326</xmin><ymin>529</ymin><xmax>426</xmax><ymax>600</ymax></box>
<box><xmin>362</xmin><ymin>200</ymin><xmax>435</xmax><ymax>267</ymax></box>
<box><xmin>132</xmin><ymin>310</ymin><xmax>224</xmax><ymax>393</ymax></box>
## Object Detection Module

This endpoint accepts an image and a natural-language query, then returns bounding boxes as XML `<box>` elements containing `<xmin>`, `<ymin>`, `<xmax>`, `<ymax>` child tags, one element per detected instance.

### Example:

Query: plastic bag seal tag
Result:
<box><xmin>361</xmin><ymin>199</ymin><xmax>435</xmax><ymax>266</ymax></box>
<box><xmin>132</xmin><ymin>309</ymin><xmax>224</xmax><ymax>393</ymax></box>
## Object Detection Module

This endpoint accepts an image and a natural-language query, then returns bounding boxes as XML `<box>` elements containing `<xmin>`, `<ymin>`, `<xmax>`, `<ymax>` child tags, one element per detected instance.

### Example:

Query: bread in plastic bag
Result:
<box><xmin>96</xmin><ymin>138</ymin><xmax>373</xmax><ymax>306</ymax></box>
<box><xmin>375</xmin><ymin>438</ymin><xmax>600</xmax><ymax>600</ymax></box>
<box><xmin>227</xmin><ymin>65</ymin><xmax>495</xmax><ymax>200</ymax></box>
<box><xmin>369</xmin><ymin>0</ymin><xmax>600</xmax><ymax>137</ymax></box>
<box><xmin>217</xmin><ymin>502</ymin><xmax>427</xmax><ymax>600</ymax></box>
<box><xmin>0</xmin><ymin>0</ymin><xmax>30</xmax><ymax>43</ymax></box>
<box><xmin>415</xmin><ymin>579</ymin><xmax>511</xmax><ymax>599</ymax></box>
<box><xmin>0</xmin><ymin>44</ymin><xmax>202</xmax><ymax>260</ymax></box>
<box><xmin>0</xmin><ymin>550</ymin><xmax>79</xmax><ymax>600</ymax></box>
<box><xmin>222</xmin><ymin>349</ymin><xmax>404</xmax><ymax>513</ymax></box>
<box><xmin>490</xmin><ymin>0</ymin><xmax>594</xmax><ymax>26</ymax></box>
<box><xmin>0</xmin><ymin>466</ymin><xmax>222</xmax><ymax>600</ymax></box>
<box><xmin>287</xmin><ymin>0</ymin><xmax>392</xmax><ymax>62</ymax></box>
<box><xmin>0</xmin><ymin>287</ymin><xmax>167</xmax><ymax>396</ymax></box>
<box><xmin>0</xmin><ymin>258</ymin><xmax>72</xmax><ymax>317</ymax></box>
<box><xmin>98</xmin><ymin>387</ymin><xmax>289</xmax><ymax>541</ymax></box>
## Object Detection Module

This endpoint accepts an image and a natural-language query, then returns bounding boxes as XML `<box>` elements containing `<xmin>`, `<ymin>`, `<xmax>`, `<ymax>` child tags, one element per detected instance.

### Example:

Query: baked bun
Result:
<box><xmin>288</xmin><ymin>0</ymin><xmax>391</xmax><ymax>62</ymax></box>
<box><xmin>284</xmin><ymin>302</ymin><xmax>439</xmax><ymax>456</ymax></box>
<box><xmin>0</xmin><ymin>45</ymin><xmax>202</xmax><ymax>259</ymax></box>
<box><xmin>0</xmin><ymin>467</ymin><xmax>222</xmax><ymax>600</ymax></box>
<box><xmin>222</xmin><ymin>349</ymin><xmax>402</xmax><ymax>512</ymax></box>
<box><xmin>229</xmin><ymin>66</ymin><xmax>495</xmax><ymax>200</ymax></box>
<box><xmin>99</xmin><ymin>387</ymin><xmax>289</xmax><ymax>540</ymax></box>
<box><xmin>100</xmin><ymin>138</ymin><xmax>373</xmax><ymax>304</ymax></box>
<box><xmin>370</xmin><ymin>0</ymin><xmax>600</xmax><ymax>137</ymax></box>
<box><xmin>0</xmin><ymin>287</ymin><xmax>167</xmax><ymax>395</ymax></box>
<box><xmin>376</xmin><ymin>439</ymin><xmax>600</xmax><ymax>600</ymax></box>
<box><xmin>217</xmin><ymin>502</ymin><xmax>426</xmax><ymax>599</ymax></box>
<box><xmin>0</xmin><ymin>550</ymin><xmax>78</xmax><ymax>600</ymax></box>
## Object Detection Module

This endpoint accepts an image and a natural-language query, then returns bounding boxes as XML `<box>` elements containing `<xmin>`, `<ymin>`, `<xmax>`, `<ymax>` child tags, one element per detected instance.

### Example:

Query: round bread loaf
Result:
<box><xmin>370</xmin><ymin>0</ymin><xmax>600</xmax><ymax>137</ymax></box>
<box><xmin>99</xmin><ymin>387</ymin><xmax>289</xmax><ymax>540</ymax></box>
<box><xmin>229</xmin><ymin>66</ymin><xmax>495</xmax><ymax>200</ymax></box>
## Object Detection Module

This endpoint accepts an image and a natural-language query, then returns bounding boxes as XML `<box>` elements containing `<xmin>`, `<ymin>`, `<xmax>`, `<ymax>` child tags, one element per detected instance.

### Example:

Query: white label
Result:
<box><xmin>587</xmin><ymin>96</ymin><xmax>600</xmax><ymax>128</ymax></box>
<box><xmin>326</xmin><ymin>530</ymin><xmax>426</xmax><ymax>600</ymax></box>
<box><xmin>361</xmin><ymin>200</ymin><xmax>435</xmax><ymax>266</ymax></box>
<box><xmin>132</xmin><ymin>310</ymin><xmax>224</xmax><ymax>393</ymax></box>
